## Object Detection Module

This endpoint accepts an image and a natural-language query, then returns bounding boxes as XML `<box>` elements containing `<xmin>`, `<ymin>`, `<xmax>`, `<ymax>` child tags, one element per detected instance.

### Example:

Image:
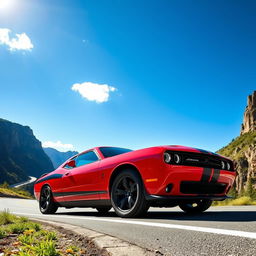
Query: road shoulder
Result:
<box><xmin>30</xmin><ymin>218</ymin><xmax>155</xmax><ymax>256</ymax></box>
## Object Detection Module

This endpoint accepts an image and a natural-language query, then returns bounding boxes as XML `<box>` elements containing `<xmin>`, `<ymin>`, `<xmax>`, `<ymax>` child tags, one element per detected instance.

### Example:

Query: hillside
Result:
<box><xmin>217</xmin><ymin>92</ymin><xmax>256</xmax><ymax>196</ymax></box>
<box><xmin>218</xmin><ymin>131</ymin><xmax>256</xmax><ymax>160</ymax></box>
<box><xmin>44</xmin><ymin>147</ymin><xmax>78</xmax><ymax>168</ymax></box>
<box><xmin>0</xmin><ymin>118</ymin><xmax>54</xmax><ymax>184</ymax></box>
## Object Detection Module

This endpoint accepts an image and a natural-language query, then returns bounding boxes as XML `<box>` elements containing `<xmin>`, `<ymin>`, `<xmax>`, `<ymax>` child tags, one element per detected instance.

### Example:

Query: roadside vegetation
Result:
<box><xmin>213</xmin><ymin>187</ymin><xmax>256</xmax><ymax>206</ymax></box>
<box><xmin>216</xmin><ymin>131</ymin><xmax>256</xmax><ymax>206</ymax></box>
<box><xmin>0</xmin><ymin>210</ymin><xmax>108</xmax><ymax>256</ymax></box>
<box><xmin>217</xmin><ymin>131</ymin><xmax>256</xmax><ymax>160</ymax></box>
<box><xmin>0</xmin><ymin>183</ymin><xmax>33</xmax><ymax>199</ymax></box>
<box><xmin>214</xmin><ymin>196</ymin><xmax>256</xmax><ymax>206</ymax></box>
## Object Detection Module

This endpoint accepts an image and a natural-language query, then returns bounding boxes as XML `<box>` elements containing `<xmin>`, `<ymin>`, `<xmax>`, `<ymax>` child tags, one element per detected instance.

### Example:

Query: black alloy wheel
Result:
<box><xmin>179</xmin><ymin>199</ymin><xmax>212</xmax><ymax>214</ymax></box>
<box><xmin>39</xmin><ymin>185</ymin><xmax>58</xmax><ymax>214</ymax></box>
<box><xmin>111</xmin><ymin>169</ymin><xmax>149</xmax><ymax>218</ymax></box>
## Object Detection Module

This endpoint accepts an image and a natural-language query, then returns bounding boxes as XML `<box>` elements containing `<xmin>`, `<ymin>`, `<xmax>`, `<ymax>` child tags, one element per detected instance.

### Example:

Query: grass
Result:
<box><xmin>0</xmin><ymin>210</ymin><xmax>86</xmax><ymax>256</ymax></box>
<box><xmin>0</xmin><ymin>209</ymin><xmax>16</xmax><ymax>225</ymax></box>
<box><xmin>7</xmin><ymin>221</ymin><xmax>41</xmax><ymax>234</ymax></box>
<box><xmin>0</xmin><ymin>210</ymin><xmax>59</xmax><ymax>256</ymax></box>
<box><xmin>213</xmin><ymin>196</ymin><xmax>256</xmax><ymax>206</ymax></box>
<box><xmin>0</xmin><ymin>182</ymin><xmax>33</xmax><ymax>199</ymax></box>
<box><xmin>0</xmin><ymin>229</ymin><xmax>6</xmax><ymax>238</ymax></box>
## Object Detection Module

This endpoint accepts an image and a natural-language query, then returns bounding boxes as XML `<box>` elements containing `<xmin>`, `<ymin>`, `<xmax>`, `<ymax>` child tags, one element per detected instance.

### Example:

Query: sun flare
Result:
<box><xmin>0</xmin><ymin>0</ymin><xmax>14</xmax><ymax>10</ymax></box>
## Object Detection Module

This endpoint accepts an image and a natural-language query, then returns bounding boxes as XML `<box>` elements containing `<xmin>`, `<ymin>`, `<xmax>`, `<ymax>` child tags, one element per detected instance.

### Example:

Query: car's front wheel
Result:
<box><xmin>179</xmin><ymin>199</ymin><xmax>212</xmax><ymax>214</ymax></box>
<box><xmin>39</xmin><ymin>185</ymin><xmax>58</xmax><ymax>214</ymax></box>
<box><xmin>111</xmin><ymin>169</ymin><xmax>149</xmax><ymax>218</ymax></box>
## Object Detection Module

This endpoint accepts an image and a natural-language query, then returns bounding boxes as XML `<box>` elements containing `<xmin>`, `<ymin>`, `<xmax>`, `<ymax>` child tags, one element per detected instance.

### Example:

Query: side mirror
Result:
<box><xmin>66</xmin><ymin>160</ymin><xmax>76</xmax><ymax>168</ymax></box>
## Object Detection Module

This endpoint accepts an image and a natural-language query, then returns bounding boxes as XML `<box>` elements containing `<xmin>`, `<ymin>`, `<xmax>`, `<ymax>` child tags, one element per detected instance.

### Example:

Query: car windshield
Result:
<box><xmin>99</xmin><ymin>147</ymin><xmax>133</xmax><ymax>158</ymax></box>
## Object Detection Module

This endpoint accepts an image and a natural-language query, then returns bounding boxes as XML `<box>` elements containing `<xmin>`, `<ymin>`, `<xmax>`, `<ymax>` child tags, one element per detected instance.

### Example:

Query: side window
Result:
<box><xmin>75</xmin><ymin>151</ymin><xmax>99</xmax><ymax>167</ymax></box>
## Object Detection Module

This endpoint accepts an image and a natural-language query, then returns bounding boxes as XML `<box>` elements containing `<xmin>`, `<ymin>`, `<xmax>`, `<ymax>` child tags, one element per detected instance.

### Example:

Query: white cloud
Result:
<box><xmin>0</xmin><ymin>28</ymin><xmax>33</xmax><ymax>51</ymax></box>
<box><xmin>71</xmin><ymin>82</ymin><xmax>117</xmax><ymax>103</ymax></box>
<box><xmin>42</xmin><ymin>141</ymin><xmax>75</xmax><ymax>152</ymax></box>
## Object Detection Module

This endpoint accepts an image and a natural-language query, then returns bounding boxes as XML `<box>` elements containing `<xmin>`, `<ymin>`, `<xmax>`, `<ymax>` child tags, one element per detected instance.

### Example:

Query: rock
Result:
<box><xmin>218</xmin><ymin>91</ymin><xmax>256</xmax><ymax>195</ymax></box>
<box><xmin>0</xmin><ymin>118</ymin><xmax>54</xmax><ymax>184</ymax></box>
<box><xmin>241</xmin><ymin>91</ymin><xmax>256</xmax><ymax>134</ymax></box>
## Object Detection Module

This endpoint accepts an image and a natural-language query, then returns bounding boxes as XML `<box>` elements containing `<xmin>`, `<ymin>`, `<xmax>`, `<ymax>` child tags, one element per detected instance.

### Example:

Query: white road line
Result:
<box><xmin>12</xmin><ymin>211</ymin><xmax>256</xmax><ymax>239</ymax></box>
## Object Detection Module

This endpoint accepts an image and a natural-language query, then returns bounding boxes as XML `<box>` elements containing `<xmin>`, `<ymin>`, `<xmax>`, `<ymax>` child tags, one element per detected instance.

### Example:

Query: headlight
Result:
<box><xmin>221</xmin><ymin>161</ymin><xmax>225</xmax><ymax>169</ymax></box>
<box><xmin>174</xmin><ymin>154</ymin><xmax>181</xmax><ymax>164</ymax></box>
<box><xmin>164</xmin><ymin>152</ymin><xmax>172</xmax><ymax>163</ymax></box>
<box><xmin>227</xmin><ymin>162</ymin><xmax>230</xmax><ymax>171</ymax></box>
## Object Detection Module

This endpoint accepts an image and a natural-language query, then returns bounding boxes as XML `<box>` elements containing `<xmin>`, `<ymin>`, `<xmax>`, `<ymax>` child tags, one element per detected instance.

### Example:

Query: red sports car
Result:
<box><xmin>34</xmin><ymin>146</ymin><xmax>236</xmax><ymax>218</ymax></box>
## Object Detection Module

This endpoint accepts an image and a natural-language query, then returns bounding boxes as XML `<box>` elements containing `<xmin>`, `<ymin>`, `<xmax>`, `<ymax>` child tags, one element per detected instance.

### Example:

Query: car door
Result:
<box><xmin>60</xmin><ymin>150</ymin><xmax>102</xmax><ymax>201</ymax></box>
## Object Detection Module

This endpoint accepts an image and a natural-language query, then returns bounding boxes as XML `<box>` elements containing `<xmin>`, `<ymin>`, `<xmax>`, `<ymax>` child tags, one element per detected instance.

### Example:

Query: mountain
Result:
<box><xmin>0</xmin><ymin>118</ymin><xmax>54</xmax><ymax>185</ymax></box>
<box><xmin>43</xmin><ymin>147</ymin><xmax>78</xmax><ymax>168</ymax></box>
<box><xmin>217</xmin><ymin>91</ymin><xmax>256</xmax><ymax>196</ymax></box>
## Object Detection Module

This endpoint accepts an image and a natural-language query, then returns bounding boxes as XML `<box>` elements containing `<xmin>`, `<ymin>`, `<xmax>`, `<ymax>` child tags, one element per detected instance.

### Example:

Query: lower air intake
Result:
<box><xmin>180</xmin><ymin>181</ymin><xmax>227</xmax><ymax>194</ymax></box>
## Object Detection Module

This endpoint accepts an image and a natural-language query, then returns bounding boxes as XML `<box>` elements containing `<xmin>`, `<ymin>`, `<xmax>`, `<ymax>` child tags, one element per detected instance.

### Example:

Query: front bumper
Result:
<box><xmin>144</xmin><ymin>164</ymin><xmax>236</xmax><ymax>196</ymax></box>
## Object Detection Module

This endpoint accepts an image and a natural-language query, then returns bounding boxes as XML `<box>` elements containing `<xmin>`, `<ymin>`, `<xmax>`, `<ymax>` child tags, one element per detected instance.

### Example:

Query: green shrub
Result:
<box><xmin>33</xmin><ymin>240</ymin><xmax>59</xmax><ymax>256</ymax></box>
<box><xmin>0</xmin><ymin>228</ymin><xmax>6</xmax><ymax>239</ymax></box>
<box><xmin>45</xmin><ymin>231</ymin><xmax>57</xmax><ymax>241</ymax></box>
<box><xmin>18</xmin><ymin>234</ymin><xmax>37</xmax><ymax>245</ymax></box>
<box><xmin>19</xmin><ymin>216</ymin><xmax>29</xmax><ymax>223</ymax></box>
<box><xmin>0</xmin><ymin>209</ymin><xmax>16</xmax><ymax>225</ymax></box>
<box><xmin>17</xmin><ymin>252</ymin><xmax>31</xmax><ymax>256</ymax></box>
<box><xmin>7</xmin><ymin>222</ymin><xmax>41</xmax><ymax>234</ymax></box>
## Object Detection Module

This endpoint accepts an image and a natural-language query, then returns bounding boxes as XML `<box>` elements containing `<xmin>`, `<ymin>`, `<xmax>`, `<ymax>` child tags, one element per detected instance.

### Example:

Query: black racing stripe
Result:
<box><xmin>210</xmin><ymin>169</ymin><xmax>220</xmax><ymax>183</ymax></box>
<box><xmin>35</xmin><ymin>174</ymin><xmax>63</xmax><ymax>184</ymax></box>
<box><xmin>194</xmin><ymin>148</ymin><xmax>219</xmax><ymax>156</ymax></box>
<box><xmin>200</xmin><ymin>167</ymin><xmax>212</xmax><ymax>182</ymax></box>
<box><xmin>52</xmin><ymin>190</ymin><xmax>107</xmax><ymax>197</ymax></box>
<box><xmin>195</xmin><ymin>148</ymin><xmax>211</xmax><ymax>154</ymax></box>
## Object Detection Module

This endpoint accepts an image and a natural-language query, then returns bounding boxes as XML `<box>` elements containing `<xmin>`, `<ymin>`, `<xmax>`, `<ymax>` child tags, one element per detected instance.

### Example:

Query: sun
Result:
<box><xmin>0</xmin><ymin>0</ymin><xmax>14</xmax><ymax>10</ymax></box>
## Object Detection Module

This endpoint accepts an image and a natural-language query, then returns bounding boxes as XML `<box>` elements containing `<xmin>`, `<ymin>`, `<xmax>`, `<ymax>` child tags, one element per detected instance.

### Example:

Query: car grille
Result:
<box><xmin>180</xmin><ymin>181</ymin><xmax>227</xmax><ymax>194</ymax></box>
<box><xmin>166</xmin><ymin>151</ymin><xmax>234</xmax><ymax>171</ymax></box>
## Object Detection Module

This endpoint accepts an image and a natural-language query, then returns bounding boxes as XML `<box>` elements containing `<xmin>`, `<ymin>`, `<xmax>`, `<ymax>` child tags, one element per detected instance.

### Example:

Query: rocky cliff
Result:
<box><xmin>44</xmin><ymin>147</ymin><xmax>78</xmax><ymax>169</ymax></box>
<box><xmin>218</xmin><ymin>91</ymin><xmax>256</xmax><ymax>196</ymax></box>
<box><xmin>0</xmin><ymin>118</ymin><xmax>54</xmax><ymax>184</ymax></box>
<box><xmin>241</xmin><ymin>91</ymin><xmax>256</xmax><ymax>134</ymax></box>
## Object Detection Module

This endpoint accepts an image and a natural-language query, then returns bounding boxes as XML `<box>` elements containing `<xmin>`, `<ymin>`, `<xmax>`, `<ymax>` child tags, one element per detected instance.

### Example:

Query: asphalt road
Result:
<box><xmin>0</xmin><ymin>198</ymin><xmax>255</xmax><ymax>256</ymax></box>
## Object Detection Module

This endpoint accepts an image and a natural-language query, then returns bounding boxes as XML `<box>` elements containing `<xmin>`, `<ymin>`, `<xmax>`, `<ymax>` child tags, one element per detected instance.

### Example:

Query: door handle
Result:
<box><xmin>65</xmin><ymin>172</ymin><xmax>70</xmax><ymax>176</ymax></box>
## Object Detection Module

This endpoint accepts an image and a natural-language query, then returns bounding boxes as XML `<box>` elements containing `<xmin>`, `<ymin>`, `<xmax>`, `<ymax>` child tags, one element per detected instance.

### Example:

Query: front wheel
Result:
<box><xmin>39</xmin><ymin>185</ymin><xmax>58</xmax><ymax>214</ymax></box>
<box><xmin>111</xmin><ymin>169</ymin><xmax>149</xmax><ymax>218</ymax></box>
<box><xmin>179</xmin><ymin>199</ymin><xmax>212</xmax><ymax>214</ymax></box>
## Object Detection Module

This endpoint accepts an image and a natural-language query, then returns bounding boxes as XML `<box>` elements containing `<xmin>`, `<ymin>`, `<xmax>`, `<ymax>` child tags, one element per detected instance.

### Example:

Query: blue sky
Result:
<box><xmin>0</xmin><ymin>0</ymin><xmax>255</xmax><ymax>152</ymax></box>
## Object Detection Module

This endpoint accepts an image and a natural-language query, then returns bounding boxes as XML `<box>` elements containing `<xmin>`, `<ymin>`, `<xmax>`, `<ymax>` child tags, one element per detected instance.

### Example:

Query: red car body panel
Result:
<box><xmin>34</xmin><ymin>145</ymin><xmax>236</xmax><ymax>206</ymax></box>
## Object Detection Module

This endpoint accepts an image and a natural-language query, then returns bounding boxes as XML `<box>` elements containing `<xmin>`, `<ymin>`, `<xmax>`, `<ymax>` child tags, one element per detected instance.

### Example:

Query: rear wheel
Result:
<box><xmin>179</xmin><ymin>199</ymin><xmax>212</xmax><ymax>214</ymax></box>
<box><xmin>96</xmin><ymin>206</ymin><xmax>112</xmax><ymax>214</ymax></box>
<box><xmin>39</xmin><ymin>185</ymin><xmax>58</xmax><ymax>214</ymax></box>
<box><xmin>111</xmin><ymin>169</ymin><xmax>149</xmax><ymax>218</ymax></box>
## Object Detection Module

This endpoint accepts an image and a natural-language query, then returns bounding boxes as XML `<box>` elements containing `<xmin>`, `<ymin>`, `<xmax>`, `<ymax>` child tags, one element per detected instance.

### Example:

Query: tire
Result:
<box><xmin>39</xmin><ymin>185</ymin><xmax>58</xmax><ymax>214</ymax></box>
<box><xmin>96</xmin><ymin>206</ymin><xmax>112</xmax><ymax>214</ymax></box>
<box><xmin>111</xmin><ymin>169</ymin><xmax>149</xmax><ymax>218</ymax></box>
<box><xmin>179</xmin><ymin>199</ymin><xmax>212</xmax><ymax>214</ymax></box>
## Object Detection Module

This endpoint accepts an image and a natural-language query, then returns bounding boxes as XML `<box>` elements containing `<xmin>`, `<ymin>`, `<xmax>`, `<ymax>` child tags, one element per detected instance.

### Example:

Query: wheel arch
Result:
<box><xmin>109</xmin><ymin>163</ymin><xmax>143</xmax><ymax>195</ymax></box>
<box><xmin>39</xmin><ymin>183</ymin><xmax>52</xmax><ymax>197</ymax></box>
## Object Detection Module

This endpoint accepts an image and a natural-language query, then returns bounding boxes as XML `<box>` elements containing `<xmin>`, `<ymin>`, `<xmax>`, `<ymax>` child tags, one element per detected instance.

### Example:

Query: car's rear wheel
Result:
<box><xmin>39</xmin><ymin>185</ymin><xmax>58</xmax><ymax>214</ymax></box>
<box><xmin>179</xmin><ymin>199</ymin><xmax>212</xmax><ymax>214</ymax></box>
<box><xmin>111</xmin><ymin>169</ymin><xmax>149</xmax><ymax>218</ymax></box>
<box><xmin>96</xmin><ymin>206</ymin><xmax>112</xmax><ymax>214</ymax></box>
